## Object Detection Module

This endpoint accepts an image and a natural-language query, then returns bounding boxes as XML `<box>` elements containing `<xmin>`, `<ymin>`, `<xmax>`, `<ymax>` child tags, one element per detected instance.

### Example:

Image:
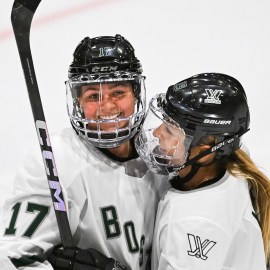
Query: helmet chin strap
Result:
<box><xmin>172</xmin><ymin>154</ymin><xmax>221</xmax><ymax>188</ymax></box>
<box><xmin>173</xmin><ymin>163</ymin><xmax>200</xmax><ymax>185</ymax></box>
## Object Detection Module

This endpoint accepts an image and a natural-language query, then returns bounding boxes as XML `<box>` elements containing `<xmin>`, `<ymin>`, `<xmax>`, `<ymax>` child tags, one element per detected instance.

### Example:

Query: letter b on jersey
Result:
<box><xmin>101</xmin><ymin>206</ymin><xmax>121</xmax><ymax>238</ymax></box>
<box><xmin>101</xmin><ymin>205</ymin><xmax>145</xmax><ymax>266</ymax></box>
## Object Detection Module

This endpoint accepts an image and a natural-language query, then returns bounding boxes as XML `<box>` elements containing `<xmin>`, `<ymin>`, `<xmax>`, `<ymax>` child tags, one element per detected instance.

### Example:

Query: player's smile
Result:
<box><xmin>98</xmin><ymin>113</ymin><xmax>120</xmax><ymax>120</ymax></box>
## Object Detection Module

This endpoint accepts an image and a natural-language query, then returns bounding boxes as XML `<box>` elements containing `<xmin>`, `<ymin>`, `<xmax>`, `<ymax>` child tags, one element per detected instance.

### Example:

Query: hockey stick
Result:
<box><xmin>11</xmin><ymin>0</ymin><xmax>74</xmax><ymax>248</ymax></box>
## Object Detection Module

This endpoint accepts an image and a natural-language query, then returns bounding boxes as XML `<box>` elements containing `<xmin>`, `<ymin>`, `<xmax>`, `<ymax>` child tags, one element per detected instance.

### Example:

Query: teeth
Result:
<box><xmin>99</xmin><ymin>114</ymin><xmax>119</xmax><ymax>120</ymax></box>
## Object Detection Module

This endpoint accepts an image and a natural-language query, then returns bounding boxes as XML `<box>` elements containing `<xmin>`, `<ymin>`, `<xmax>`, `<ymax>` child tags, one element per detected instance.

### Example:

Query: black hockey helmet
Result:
<box><xmin>164</xmin><ymin>73</ymin><xmax>250</xmax><ymax>157</ymax></box>
<box><xmin>135</xmin><ymin>73</ymin><xmax>250</xmax><ymax>175</ymax></box>
<box><xmin>66</xmin><ymin>35</ymin><xmax>146</xmax><ymax>148</ymax></box>
<box><xmin>68</xmin><ymin>34</ymin><xmax>142</xmax><ymax>78</ymax></box>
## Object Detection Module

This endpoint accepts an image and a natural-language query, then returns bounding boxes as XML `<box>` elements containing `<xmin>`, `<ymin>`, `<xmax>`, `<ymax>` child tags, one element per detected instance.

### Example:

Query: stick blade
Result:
<box><xmin>11</xmin><ymin>0</ymin><xmax>42</xmax><ymax>34</ymax></box>
<box><xmin>12</xmin><ymin>0</ymin><xmax>42</xmax><ymax>14</ymax></box>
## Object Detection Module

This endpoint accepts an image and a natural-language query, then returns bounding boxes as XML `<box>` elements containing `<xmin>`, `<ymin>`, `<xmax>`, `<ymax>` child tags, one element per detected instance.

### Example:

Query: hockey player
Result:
<box><xmin>135</xmin><ymin>73</ymin><xmax>270</xmax><ymax>269</ymax></box>
<box><xmin>0</xmin><ymin>35</ymin><xmax>166</xmax><ymax>269</ymax></box>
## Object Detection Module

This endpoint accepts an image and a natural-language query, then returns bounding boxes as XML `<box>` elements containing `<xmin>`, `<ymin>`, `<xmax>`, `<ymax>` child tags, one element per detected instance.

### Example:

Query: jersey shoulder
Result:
<box><xmin>160</xmin><ymin>173</ymin><xmax>253</xmax><ymax>234</ymax></box>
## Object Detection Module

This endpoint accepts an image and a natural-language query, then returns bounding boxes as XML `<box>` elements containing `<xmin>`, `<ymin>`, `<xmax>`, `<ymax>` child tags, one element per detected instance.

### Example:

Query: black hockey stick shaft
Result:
<box><xmin>11</xmin><ymin>0</ymin><xmax>74</xmax><ymax>248</ymax></box>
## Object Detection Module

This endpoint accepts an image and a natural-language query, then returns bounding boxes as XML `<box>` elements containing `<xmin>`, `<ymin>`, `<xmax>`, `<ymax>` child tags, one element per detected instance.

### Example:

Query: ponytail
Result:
<box><xmin>226</xmin><ymin>149</ymin><xmax>270</xmax><ymax>261</ymax></box>
<box><xmin>198</xmin><ymin>135</ymin><xmax>270</xmax><ymax>261</ymax></box>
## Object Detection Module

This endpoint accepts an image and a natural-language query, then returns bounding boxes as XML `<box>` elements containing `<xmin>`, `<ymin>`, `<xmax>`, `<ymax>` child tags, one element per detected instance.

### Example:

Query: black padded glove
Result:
<box><xmin>48</xmin><ymin>246</ymin><xmax>128</xmax><ymax>270</ymax></box>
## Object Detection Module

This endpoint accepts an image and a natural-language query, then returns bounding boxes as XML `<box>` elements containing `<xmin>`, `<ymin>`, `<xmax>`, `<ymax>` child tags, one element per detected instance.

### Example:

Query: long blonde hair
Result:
<box><xmin>198</xmin><ymin>135</ymin><xmax>270</xmax><ymax>261</ymax></box>
<box><xmin>226</xmin><ymin>148</ymin><xmax>270</xmax><ymax>261</ymax></box>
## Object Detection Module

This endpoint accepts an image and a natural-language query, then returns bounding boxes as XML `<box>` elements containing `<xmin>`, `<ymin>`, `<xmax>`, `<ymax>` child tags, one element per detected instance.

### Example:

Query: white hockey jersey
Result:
<box><xmin>0</xmin><ymin>128</ymin><xmax>168</xmax><ymax>270</ymax></box>
<box><xmin>152</xmin><ymin>172</ymin><xmax>266</xmax><ymax>270</ymax></box>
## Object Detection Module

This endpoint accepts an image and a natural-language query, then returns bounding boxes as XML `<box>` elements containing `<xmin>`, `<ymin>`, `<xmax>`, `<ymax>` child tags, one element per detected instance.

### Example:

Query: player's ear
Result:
<box><xmin>195</xmin><ymin>145</ymin><xmax>216</xmax><ymax>165</ymax></box>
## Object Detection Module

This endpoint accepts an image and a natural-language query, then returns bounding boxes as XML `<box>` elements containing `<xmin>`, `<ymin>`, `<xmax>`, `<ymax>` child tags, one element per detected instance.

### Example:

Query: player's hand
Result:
<box><xmin>48</xmin><ymin>245</ymin><xmax>128</xmax><ymax>270</ymax></box>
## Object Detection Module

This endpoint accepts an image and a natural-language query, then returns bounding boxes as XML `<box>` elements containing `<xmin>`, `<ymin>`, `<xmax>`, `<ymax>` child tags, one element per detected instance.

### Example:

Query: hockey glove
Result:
<box><xmin>48</xmin><ymin>246</ymin><xmax>128</xmax><ymax>270</ymax></box>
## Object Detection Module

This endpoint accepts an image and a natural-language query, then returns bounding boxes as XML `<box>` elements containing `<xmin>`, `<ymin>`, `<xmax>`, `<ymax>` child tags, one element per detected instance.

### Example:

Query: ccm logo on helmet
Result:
<box><xmin>91</xmin><ymin>66</ymin><xmax>118</xmax><ymax>72</ymax></box>
<box><xmin>204</xmin><ymin>119</ymin><xmax>231</xmax><ymax>125</ymax></box>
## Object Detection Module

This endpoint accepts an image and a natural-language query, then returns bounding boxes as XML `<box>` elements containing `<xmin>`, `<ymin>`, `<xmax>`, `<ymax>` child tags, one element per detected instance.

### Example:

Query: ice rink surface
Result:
<box><xmin>0</xmin><ymin>0</ymin><xmax>270</xmax><ymax>206</ymax></box>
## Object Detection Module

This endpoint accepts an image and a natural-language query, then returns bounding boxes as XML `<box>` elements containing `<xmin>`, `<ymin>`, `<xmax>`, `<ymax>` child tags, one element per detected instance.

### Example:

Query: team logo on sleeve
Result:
<box><xmin>187</xmin><ymin>233</ymin><xmax>216</xmax><ymax>260</ymax></box>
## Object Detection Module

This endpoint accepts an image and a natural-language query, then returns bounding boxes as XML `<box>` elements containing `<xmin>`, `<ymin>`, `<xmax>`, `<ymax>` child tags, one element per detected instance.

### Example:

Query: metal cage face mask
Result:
<box><xmin>66</xmin><ymin>72</ymin><xmax>146</xmax><ymax>148</ymax></box>
<box><xmin>135</xmin><ymin>94</ymin><xmax>193</xmax><ymax>176</ymax></box>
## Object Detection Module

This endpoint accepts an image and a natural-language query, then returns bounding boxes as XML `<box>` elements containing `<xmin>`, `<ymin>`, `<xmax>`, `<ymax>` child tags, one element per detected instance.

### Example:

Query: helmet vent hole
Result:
<box><xmin>239</xmin><ymin>117</ymin><xmax>245</xmax><ymax>124</ymax></box>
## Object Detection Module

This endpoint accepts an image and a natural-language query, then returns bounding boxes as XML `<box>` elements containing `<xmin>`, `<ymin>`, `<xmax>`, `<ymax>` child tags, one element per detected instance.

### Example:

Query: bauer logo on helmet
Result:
<box><xmin>204</xmin><ymin>119</ymin><xmax>231</xmax><ymax>125</ymax></box>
